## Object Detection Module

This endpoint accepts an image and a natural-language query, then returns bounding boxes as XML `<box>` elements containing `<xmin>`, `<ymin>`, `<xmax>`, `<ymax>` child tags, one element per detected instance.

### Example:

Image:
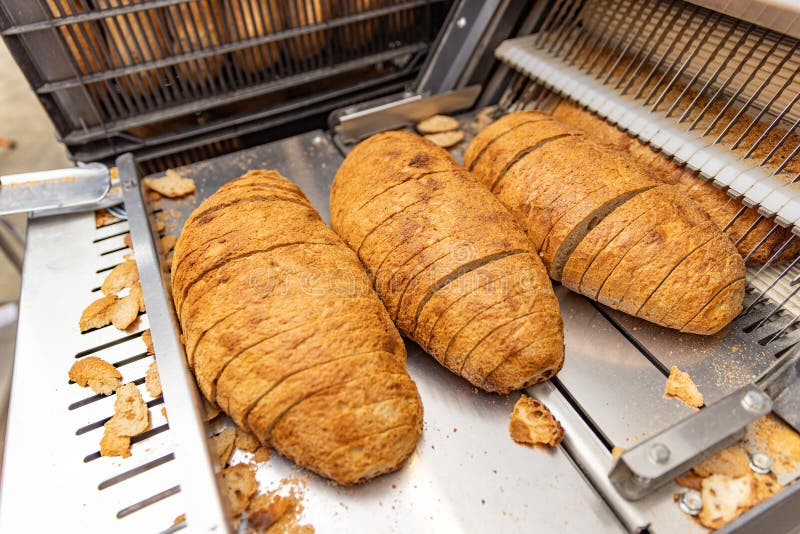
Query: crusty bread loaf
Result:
<box><xmin>172</xmin><ymin>170</ymin><xmax>422</xmax><ymax>485</ymax></box>
<box><xmin>552</xmin><ymin>100</ymin><xmax>796</xmax><ymax>264</ymax></box>
<box><xmin>468</xmin><ymin>112</ymin><xmax>745</xmax><ymax>335</ymax></box>
<box><xmin>331</xmin><ymin>132</ymin><xmax>564</xmax><ymax>393</ymax></box>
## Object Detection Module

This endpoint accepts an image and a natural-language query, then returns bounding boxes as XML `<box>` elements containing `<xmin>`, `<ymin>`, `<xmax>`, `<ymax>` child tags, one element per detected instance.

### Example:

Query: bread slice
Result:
<box><xmin>682</xmin><ymin>278</ymin><xmax>746</xmax><ymax>334</ymax></box>
<box><xmin>463</xmin><ymin>111</ymin><xmax>551</xmax><ymax>170</ymax></box>
<box><xmin>561</xmin><ymin>186</ymin><xmax>669</xmax><ymax>293</ymax></box>
<box><xmin>637</xmin><ymin>234</ymin><xmax>745</xmax><ymax>334</ymax></box>
<box><xmin>173</xmin><ymin>170</ymin><xmax>422</xmax><ymax>484</ymax></box>
<box><xmin>252</xmin><ymin>372</ymin><xmax>422</xmax><ymax>484</ymax></box>
<box><xmin>331</xmin><ymin>132</ymin><xmax>564</xmax><ymax>393</ymax></box>
<box><xmin>552</xmin><ymin>100</ymin><xmax>797</xmax><ymax>264</ymax></box>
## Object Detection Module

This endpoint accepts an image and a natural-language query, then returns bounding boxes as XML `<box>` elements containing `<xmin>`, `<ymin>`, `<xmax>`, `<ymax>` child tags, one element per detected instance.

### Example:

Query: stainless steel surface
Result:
<box><xmin>759</xmin><ymin>346</ymin><xmax>800</xmax><ymax>430</ymax></box>
<box><xmin>142</xmin><ymin>129</ymin><xmax>629</xmax><ymax>533</ymax></box>
<box><xmin>118</xmin><ymin>154</ymin><xmax>230</xmax><ymax>532</ymax></box>
<box><xmin>0</xmin><ymin>212</ymin><xmax>187</xmax><ymax>532</ymax></box>
<box><xmin>331</xmin><ymin>86</ymin><xmax>481</xmax><ymax>144</ymax></box>
<box><xmin>609</xmin><ymin>385</ymin><xmax>771</xmax><ymax>500</ymax></box>
<box><xmin>0</xmin><ymin>162</ymin><xmax>110</xmax><ymax>216</ymax></box>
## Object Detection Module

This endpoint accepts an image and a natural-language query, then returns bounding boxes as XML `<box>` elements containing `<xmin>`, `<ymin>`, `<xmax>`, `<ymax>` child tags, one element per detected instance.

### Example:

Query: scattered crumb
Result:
<box><xmin>69</xmin><ymin>356</ymin><xmax>121</xmax><ymax>395</ymax></box>
<box><xmin>235</xmin><ymin>428</ymin><xmax>260</xmax><ymax>452</ymax></box>
<box><xmin>665</xmin><ymin>366</ymin><xmax>704</xmax><ymax>408</ymax></box>
<box><xmin>247</xmin><ymin>492</ymin><xmax>290</xmax><ymax>532</ymax></box>
<box><xmin>693</xmin><ymin>447</ymin><xmax>750</xmax><ymax>478</ymax></box>
<box><xmin>161</xmin><ymin>406</ymin><xmax>168</xmax><ymax>421</ymax></box>
<box><xmin>253</xmin><ymin>447</ymin><xmax>271</xmax><ymax>463</ymax></box>
<box><xmin>123</xmin><ymin>252</ymin><xmax>135</xmax><ymax>261</ymax></box>
<box><xmin>144</xmin><ymin>169</ymin><xmax>196</xmax><ymax>198</ymax></box>
<box><xmin>173</xmin><ymin>514</ymin><xmax>185</xmax><ymax>525</ymax></box>
<box><xmin>101</xmin><ymin>260</ymin><xmax>139</xmax><ymax>296</ymax></box>
<box><xmin>109</xmin><ymin>292</ymin><xmax>140</xmax><ymax>330</ymax></box>
<box><xmin>611</xmin><ymin>446</ymin><xmax>625</xmax><ymax>458</ymax></box>
<box><xmin>109</xmin><ymin>166</ymin><xmax>119</xmax><ymax>180</ymax></box>
<box><xmin>698</xmin><ymin>474</ymin><xmax>752</xmax><ymax>529</ymax></box>
<box><xmin>145</xmin><ymin>361</ymin><xmax>162</xmax><ymax>398</ymax></box>
<box><xmin>509</xmin><ymin>395</ymin><xmax>564</xmax><ymax>447</ymax></box>
<box><xmin>213</xmin><ymin>427</ymin><xmax>236</xmax><ymax>469</ymax></box>
<box><xmin>95</xmin><ymin>209</ymin><xmax>119</xmax><ymax>227</ymax></box>
<box><xmin>222</xmin><ymin>464</ymin><xmax>258</xmax><ymax>515</ymax></box>
<box><xmin>142</xmin><ymin>329</ymin><xmax>154</xmax><ymax>355</ymax></box>
<box><xmin>100</xmin><ymin>383</ymin><xmax>151</xmax><ymax>458</ymax></box>
<box><xmin>153</xmin><ymin>219</ymin><xmax>166</xmax><ymax>233</ymax></box>
<box><xmin>748</xmin><ymin>414</ymin><xmax>800</xmax><ymax>474</ymax></box>
<box><xmin>123</xmin><ymin>234</ymin><xmax>133</xmax><ymax>250</ymax></box>
<box><xmin>161</xmin><ymin>234</ymin><xmax>177</xmax><ymax>254</ymax></box>
<box><xmin>416</xmin><ymin>114</ymin><xmax>460</xmax><ymax>134</ymax></box>
<box><xmin>424</xmin><ymin>130</ymin><xmax>464</xmax><ymax>148</ymax></box>
<box><xmin>79</xmin><ymin>294</ymin><xmax>117</xmax><ymax>331</ymax></box>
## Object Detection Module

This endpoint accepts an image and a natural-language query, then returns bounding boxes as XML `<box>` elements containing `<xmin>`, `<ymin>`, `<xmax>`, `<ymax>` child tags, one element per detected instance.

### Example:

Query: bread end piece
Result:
<box><xmin>509</xmin><ymin>395</ymin><xmax>564</xmax><ymax>447</ymax></box>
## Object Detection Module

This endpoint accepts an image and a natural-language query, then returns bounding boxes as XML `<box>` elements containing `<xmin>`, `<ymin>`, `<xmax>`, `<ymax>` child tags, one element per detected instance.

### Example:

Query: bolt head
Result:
<box><xmin>679</xmin><ymin>489</ymin><xmax>703</xmax><ymax>516</ymax></box>
<box><xmin>741</xmin><ymin>390</ymin><xmax>767</xmax><ymax>412</ymax></box>
<box><xmin>456</xmin><ymin>17</ymin><xmax>467</xmax><ymax>29</ymax></box>
<box><xmin>648</xmin><ymin>443</ymin><xmax>671</xmax><ymax>464</ymax></box>
<box><xmin>749</xmin><ymin>452</ymin><xmax>772</xmax><ymax>474</ymax></box>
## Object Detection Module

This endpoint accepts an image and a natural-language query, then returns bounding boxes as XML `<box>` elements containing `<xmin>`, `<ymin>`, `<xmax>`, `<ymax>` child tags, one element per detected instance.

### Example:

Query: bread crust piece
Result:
<box><xmin>174</xmin><ymin>170</ymin><xmax>422</xmax><ymax>485</ymax></box>
<box><xmin>332</xmin><ymin>131</ymin><xmax>564</xmax><ymax>393</ymax></box>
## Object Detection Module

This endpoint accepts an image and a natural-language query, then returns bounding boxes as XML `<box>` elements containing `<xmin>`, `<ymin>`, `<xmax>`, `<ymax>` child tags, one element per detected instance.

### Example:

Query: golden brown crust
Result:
<box><xmin>68</xmin><ymin>356</ymin><xmax>121</xmax><ymax>395</ymax></box>
<box><xmin>552</xmin><ymin>100</ymin><xmax>796</xmax><ymax>264</ymax></box>
<box><xmin>173</xmin><ymin>170</ymin><xmax>422</xmax><ymax>485</ymax></box>
<box><xmin>463</xmin><ymin>110</ymin><xmax>550</xmax><ymax>170</ymax></box>
<box><xmin>665</xmin><ymin>366</ymin><xmax>704</xmax><ymax>408</ymax></box>
<box><xmin>331</xmin><ymin>131</ymin><xmax>564</xmax><ymax>393</ymax></box>
<box><xmin>101</xmin><ymin>260</ymin><xmax>139</xmax><ymax>296</ymax></box>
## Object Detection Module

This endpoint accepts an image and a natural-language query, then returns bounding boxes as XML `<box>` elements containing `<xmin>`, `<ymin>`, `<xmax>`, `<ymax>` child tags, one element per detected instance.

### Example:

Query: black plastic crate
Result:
<box><xmin>0</xmin><ymin>0</ymin><xmax>451</xmax><ymax>169</ymax></box>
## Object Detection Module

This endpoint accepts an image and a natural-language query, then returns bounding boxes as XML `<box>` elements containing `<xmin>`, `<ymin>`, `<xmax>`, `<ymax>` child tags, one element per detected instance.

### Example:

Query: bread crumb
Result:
<box><xmin>123</xmin><ymin>252</ymin><xmax>135</xmax><ymax>261</ymax></box>
<box><xmin>424</xmin><ymin>130</ymin><xmax>464</xmax><ymax>148</ymax></box>
<box><xmin>611</xmin><ymin>446</ymin><xmax>625</xmax><ymax>458</ymax></box>
<box><xmin>665</xmin><ymin>366</ymin><xmax>703</xmax><ymax>408</ymax></box>
<box><xmin>144</xmin><ymin>169</ymin><xmax>196</xmax><ymax>198</ymax></box>
<box><xmin>123</xmin><ymin>234</ymin><xmax>133</xmax><ymax>250</ymax></box>
<box><xmin>213</xmin><ymin>427</ymin><xmax>236</xmax><ymax>469</ymax></box>
<box><xmin>693</xmin><ymin>447</ymin><xmax>750</xmax><ymax>478</ymax></box>
<box><xmin>248</xmin><ymin>493</ymin><xmax>290</xmax><ymax>532</ymax></box>
<box><xmin>161</xmin><ymin>406</ymin><xmax>168</xmax><ymax>421</ymax></box>
<box><xmin>509</xmin><ymin>395</ymin><xmax>564</xmax><ymax>447</ymax></box>
<box><xmin>95</xmin><ymin>209</ymin><xmax>119</xmax><ymax>227</ymax></box>
<box><xmin>173</xmin><ymin>514</ymin><xmax>185</xmax><ymax>525</ymax></box>
<box><xmin>222</xmin><ymin>464</ymin><xmax>258</xmax><ymax>515</ymax></box>
<box><xmin>161</xmin><ymin>234</ymin><xmax>177</xmax><ymax>254</ymax></box>
<box><xmin>101</xmin><ymin>260</ymin><xmax>139</xmax><ymax>296</ymax></box>
<box><xmin>416</xmin><ymin>114</ymin><xmax>460</xmax><ymax>134</ymax></box>
<box><xmin>142</xmin><ymin>329</ymin><xmax>154</xmax><ymax>355</ymax></box>
<box><xmin>235</xmin><ymin>428</ymin><xmax>260</xmax><ymax>452</ymax></box>
<box><xmin>79</xmin><ymin>294</ymin><xmax>117</xmax><ymax>332</ymax></box>
<box><xmin>154</xmin><ymin>219</ymin><xmax>166</xmax><ymax>233</ymax></box>
<box><xmin>69</xmin><ymin>356</ymin><xmax>121</xmax><ymax>395</ymax></box>
<box><xmin>100</xmin><ymin>383</ymin><xmax>151</xmax><ymax>458</ymax></box>
<box><xmin>109</xmin><ymin>292</ymin><xmax>140</xmax><ymax>330</ymax></box>
<box><xmin>698</xmin><ymin>474</ymin><xmax>752</xmax><ymax>529</ymax></box>
<box><xmin>253</xmin><ymin>447</ymin><xmax>271</xmax><ymax>463</ymax></box>
<box><xmin>109</xmin><ymin>166</ymin><xmax>119</xmax><ymax>180</ymax></box>
<box><xmin>145</xmin><ymin>361</ymin><xmax>162</xmax><ymax>398</ymax></box>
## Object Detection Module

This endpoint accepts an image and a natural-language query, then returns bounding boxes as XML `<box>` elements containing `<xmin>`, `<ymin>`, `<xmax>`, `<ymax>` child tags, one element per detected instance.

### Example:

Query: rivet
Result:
<box><xmin>648</xmin><ymin>443</ymin><xmax>670</xmax><ymax>464</ymax></box>
<box><xmin>456</xmin><ymin>17</ymin><xmax>467</xmax><ymax>29</ymax></box>
<box><xmin>741</xmin><ymin>390</ymin><xmax>767</xmax><ymax>412</ymax></box>
<box><xmin>679</xmin><ymin>489</ymin><xmax>703</xmax><ymax>516</ymax></box>
<box><xmin>749</xmin><ymin>452</ymin><xmax>772</xmax><ymax>474</ymax></box>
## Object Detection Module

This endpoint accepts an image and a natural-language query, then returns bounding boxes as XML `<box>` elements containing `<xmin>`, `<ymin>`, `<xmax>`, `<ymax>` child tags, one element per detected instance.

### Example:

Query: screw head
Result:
<box><xmin>749</xmin><ymin>452</ymin><xmax>772</xmax><ymax>474</ymax></box>
<box><xmin>741</xmin><ymin>390</ymin><xmax>768</xmax><ymax>412</ymax></box>
<box><xmin>456</xmin><ymin>17</ymin><xmax>467</xmax><ymax>29</ymax></box>
<box><xmin>679</xmin><ymin>489</ymin><xmax>703</xmax><ymax>516</ymax></box>
<box><xmin>648</xmin><ymin>443</ymin><xmax>671</xmax><ymax>464</ymax></box>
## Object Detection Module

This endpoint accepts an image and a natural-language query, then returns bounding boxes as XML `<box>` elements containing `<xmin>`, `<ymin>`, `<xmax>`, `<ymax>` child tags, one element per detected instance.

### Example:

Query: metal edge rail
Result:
<box><xmin>117</xmin><ymin>153</ymin><xmax>231</xmax><ymax>532</ymax></box>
